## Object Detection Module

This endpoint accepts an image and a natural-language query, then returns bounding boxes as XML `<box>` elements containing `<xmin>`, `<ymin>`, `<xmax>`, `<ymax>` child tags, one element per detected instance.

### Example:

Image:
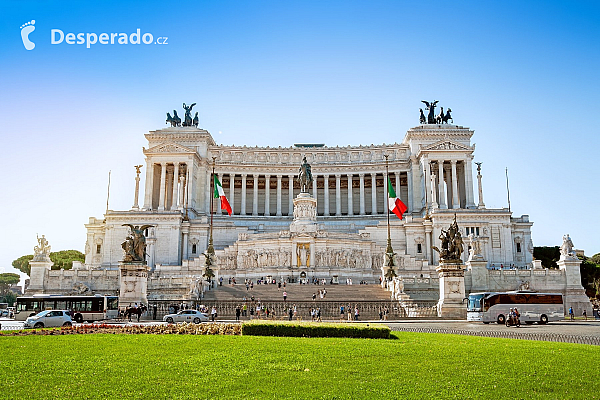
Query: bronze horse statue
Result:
<box><xmin>297</xmin><ymin>156</ymin><xmax>313</xmax><ymax>193</ymax></box>
<box><xmin>166</xmin><ymin>111</ymin><xmax>182</xmax><ymax>127</ymax></box>
<box><xmin>442</xmin><ymin>108</ymin><xmax>453</xmax><ymax>124</ymax></box>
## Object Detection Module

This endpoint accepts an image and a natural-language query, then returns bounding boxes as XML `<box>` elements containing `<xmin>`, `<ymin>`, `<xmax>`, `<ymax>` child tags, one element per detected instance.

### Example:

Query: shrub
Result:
<box><xmin>241</xmin><ymin>320</ymin><xmax>390</xmax><ymax>339</ymax></box>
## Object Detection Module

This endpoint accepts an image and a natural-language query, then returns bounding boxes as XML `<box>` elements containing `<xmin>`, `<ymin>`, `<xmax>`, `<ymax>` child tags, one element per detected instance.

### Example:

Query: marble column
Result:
<box><xmin>335</xmin><ymin>174</ymin><xmax>341</xmax><ymax>216</ymax></box>
<box><xmin>451</xmin><ymin>161</ymin><xmax>460</xmax><ymax>209</ymax></box>
<box><xmin>170</xmin><ymin>163</ymin><xmax>179</xmax><ymax>210</ymax></box>
<box><xmin>142</xmin><ymin>162</ymin><xmax>154</xmax><ymax>210</ymax></box>
<box><xmin>312</xmin><ymin>173</ymin><xmax>317</xmax><ymax>200</ymax></box>
<box><xmin>158</xmin><ymin>162</ymin><xmax>167</xmax><ymax>211</ymax></box>
<box><xmin>465</xmin><ymin>158</ymin><xmax>476</xmax><ymax>208</ymax></box>
<box><xmin>477</xmin><ymin>165</ymin><xmax>485</xmax><ymax>208</ymax></box>
<box><xmin>347</xmin><ymin>174</ymin><xmax>353</xmax><ymax>215</ymax></box>
<box><xmin>323</xmin><ymin>175</ymin><xmax>330</xmax><ymax>216</ymax></box>
<box><xmin>288</xmin><ymin>175</ymin><xmax>294</xmax><ymax>215</ymax></box>
<box><xmin>276</xmin><ymin>175</ymin><xmax>282</xmax><ymax>216</ymax></box>
<box><xmin>241</xmin><ymin>174</ymin><xmax>247</xmax><ymax>215</ymax></box>
<box><xmin>264</xmin><ymin>175</ymin><xmax>270</xmax><ymax>216</ymax></box>
<box><xmin>182</xmin><ymin>231</ymin><xmax>188</xmax><ymax>261</ymax></box>
<box><xmin>423</xmin><ymin>159</ymin><xmax>431</xmax><ymax>209</ymax></box>
<box><xmin>178</xmin><ymin>174</ymin><xmax>185</xmax><ymax>210</ymax></box>
<box><xmin>438</xmin><ymin>161</ymin><xmax>447</xmax><ymax>209</ymax></box>
<box><xmin>253</xmin><ymin>174</ymin><xmax>259</xmax><ymax>216</ymax></box>
<box><xmin>229</xmin><ymin>173</ymin><xmax>235</xmax><ymax>215</ymax></box>
<box><xmin>132</xmin><ymin>167</ymin><xmax>141</xmax><ymax>210</ymax></box>
<box><xmin>359</xmin><ymin>173</ymin><xmax>365</xmax><ymax>215</ymax></box>
<box><xmin>371</xmin><ymin>173</ymin><xmax>377</xmax><ymax>215</ymax></box>
<box><xmin>408</xmin><ymin>165</ymin><xmax>415</xmax><ymax>213</ymax></box>
<box><xmin>395</xmin><ymin>172</ymin><xmax>400</xmax><ymax>198</ymax></box>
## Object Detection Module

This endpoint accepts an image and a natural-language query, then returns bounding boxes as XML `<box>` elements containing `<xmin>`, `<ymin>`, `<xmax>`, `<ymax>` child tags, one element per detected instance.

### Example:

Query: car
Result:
<box><xmin>163</xmin><ymin>309</ymin><xmax>209</xmax><ymax>324</ymax></box>
<box><xmin>23</xmin><ymin>310</ymin><xmax>73</xmax><ymax>329</ymax></box>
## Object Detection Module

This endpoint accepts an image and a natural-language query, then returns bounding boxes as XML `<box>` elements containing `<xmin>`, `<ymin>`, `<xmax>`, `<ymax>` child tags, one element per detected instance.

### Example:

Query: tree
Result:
<box><xmin>591</xmin><ymin>252</ymin><xmax>600</xmax><ymax>266</ymax></box>
<box><xmin>579</xmin><ymin>255</ymin><xmax>600</xmax><ymax>299</ymax></box>
<box><xmin>50</xmin><ymin>250</ymin><xmax>85</xmax><ymax>270</ymax></box>
<box><xmin>11</xmin><ymin>250</ymin><xmax>85</xmax><ymax>276</ymax></box>
<box><xmin>1</xmin><ymin>292</ymin><xmax>17</xmax><ymax>307</ymax></box>
<box><xmin>533</xmin><ymin>246</ymin><xmax>560</xmax><ymax>269</ymax></box>
<box><xmin>12</xmin><ymin>254</ymin><xmax>33</xmax><ymax>276</ymax></box>
<box><xmin>0</xmin><ymin>273</ymin><xmax>20</xmax><ymax>295</ymax></box>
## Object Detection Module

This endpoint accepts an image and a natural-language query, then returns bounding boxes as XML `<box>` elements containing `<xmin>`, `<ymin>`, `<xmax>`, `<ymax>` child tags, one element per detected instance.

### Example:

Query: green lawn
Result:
<box><xmin>1</xmin><ymin>332</ymin><xmax>598</xmax><ymax>399</ymax></box>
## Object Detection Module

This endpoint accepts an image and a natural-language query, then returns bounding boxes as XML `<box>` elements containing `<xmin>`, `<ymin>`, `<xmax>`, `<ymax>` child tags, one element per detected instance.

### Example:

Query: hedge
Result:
<box><xmin>241</xmin><ymin>320</ymin><xmax>390</xmax><ymax>339</ymax></box>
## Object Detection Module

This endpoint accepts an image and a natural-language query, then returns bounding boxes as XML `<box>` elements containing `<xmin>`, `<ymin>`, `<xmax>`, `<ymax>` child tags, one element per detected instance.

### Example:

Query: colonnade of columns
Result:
<box><xmin>214</xmin><ymin>171</ymin><xmax>411</xmax><ymax>217</ymax></box>
<box><xmin>423</xmin><ymin>159</ymin><xmax>475</xmax><ymax>210</ymax></box>
<box><xmin>143</xmin><ymin>162</ymin><xmax>189</xmax><ymax>211</ymax></box>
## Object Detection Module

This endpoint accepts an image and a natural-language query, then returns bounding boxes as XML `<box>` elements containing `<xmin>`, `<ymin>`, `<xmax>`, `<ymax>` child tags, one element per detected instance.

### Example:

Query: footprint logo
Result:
<box><xmin>20</xmin><ymin>20</ymin><xmax>36</xmax><ymax>50</ymax></box>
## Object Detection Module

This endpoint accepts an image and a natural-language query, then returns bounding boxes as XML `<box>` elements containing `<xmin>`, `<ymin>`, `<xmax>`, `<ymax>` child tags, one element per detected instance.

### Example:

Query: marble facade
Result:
<box><xmin>32</xmin><ymin>121</ymin><xmax>588</xmax><ymax>308</ymax></box>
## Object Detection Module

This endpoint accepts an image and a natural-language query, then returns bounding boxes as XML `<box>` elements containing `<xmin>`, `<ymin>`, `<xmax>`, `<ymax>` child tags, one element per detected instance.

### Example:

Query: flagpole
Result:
<box><xmin>384</xmin><ymin>154</ymin><xmax>394</xmax><ymax>276</ymax></box>
<box><xmin>505</xmin><ymin>167</ymin><xmax>511</xmax><ymax>212</ymax></box>
<box><xmin>208</xmin><ymin>157</ymin><xmax>216</xmax><ymax>257</ymax></box>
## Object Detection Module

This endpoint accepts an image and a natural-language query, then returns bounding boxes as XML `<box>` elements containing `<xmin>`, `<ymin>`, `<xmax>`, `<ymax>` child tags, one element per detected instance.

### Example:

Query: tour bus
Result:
<box><xmin>467</xmin><ymin>291</ymin><xmax>564</xmax><ymax>324</ymax></box>
<box><xmin>15</xmin><ymin>294</ymin><xmax>119</xmax><ymax>322</ymax></box>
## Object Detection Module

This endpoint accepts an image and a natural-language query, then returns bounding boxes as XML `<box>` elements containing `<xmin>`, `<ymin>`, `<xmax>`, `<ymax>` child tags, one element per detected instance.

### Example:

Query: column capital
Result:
<box><xmin>276</xmin><ymin>174</ymin><xmax>282</xmax><ymax>179</ymax></box>
<box><xmin>450</xmin><ymin>159</ymin><xmax>458</xmax><ymax>166</ymax></box>
<box><xmin>358</xmin><ymin>173</ymin><xmax>365</xmax><ymax>178</ymax></box>
<box><xmin>264</xmin><ymin>174</ymin><xmax>271</xmax><ymax>179</ymax></box>
<box><xmin>288</xmin><ymin>174</ymin><xmax>294</xmax><ymax>179</ymax></box>
<box><xmin>370</xmin><ymin>172</ymin><xmax>377</xmax><ymax>177</ymax></box>
<box><xmin>394</xmin><ymin>171</ymin><xmax>400</xmax><ymax>177</ymax></box>
<box><xmin>323</xmin><ymin>174</ymin><xmax>330</xmax><ymax>179</ymax></box>
<box><xmin>253</xmin><ymin>173</ymin><xmax>259</xmax><ymax>178</ymax></box>
<box><xmin>335</xmin><ymin>173</ymin><xmax>341</xmax><ymax>178</ymax></box>
<box><xmin>241</xmin><ymin>173</ymin><xmax>248</xmax><ymax>178</ymax></box>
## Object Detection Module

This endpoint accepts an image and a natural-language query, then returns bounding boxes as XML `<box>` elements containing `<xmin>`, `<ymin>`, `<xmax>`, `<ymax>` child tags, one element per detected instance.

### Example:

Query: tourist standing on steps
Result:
<box><xmin>235</xmin><ymin>305</ymin><xmax>241</xmax><ymax>321</ymax></box>
<box><xmin>288</xmin><ymin>307</ymin><xmax>293</xmax><ymax>321</ymax></box>
<box><xmin>283</xmin><ymin>291</ymin><xmax>287</xmax><ymax>303</ymax></box>
<box><xmin>211</xmin><ymin>306</ymin><xmax>217</xmax><ymax>322</ymax></box>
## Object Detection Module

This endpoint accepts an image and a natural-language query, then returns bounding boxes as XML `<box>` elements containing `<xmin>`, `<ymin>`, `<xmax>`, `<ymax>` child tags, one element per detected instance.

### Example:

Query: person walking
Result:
<box><xmin>583</xmin><ymin>309</ymin><xmax>587</xmax><ymax>321</ymax></box>
<box><xmin>569</xmin><ymin>306</ymin><xmax>574</xmax><ymax>320</ymax></box>
<box><xmin>235</xmin><ymin>305</ymin><xmax>241</xmax><ymax>321</ymax></box>
<box><xmin>283</xmin><ymin>291</ymin><xmax>287</xmax><ymax>303</ymax></box>
<box><xmin>288</xmin><ymin>307</ymin><xmax>293</xmax><ymax>321</ymax></box>
<box><xmin>211</xmin><ymin>306</ymin><xmax>217</xmax><ymax>322</ymax></box>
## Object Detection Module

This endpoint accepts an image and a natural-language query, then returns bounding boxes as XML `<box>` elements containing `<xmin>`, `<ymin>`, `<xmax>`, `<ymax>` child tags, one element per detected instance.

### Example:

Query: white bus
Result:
<box><xmin>467</xmin><ymin>291</ymin><xmax>564</xmax><ymax>324</ymax></box>
<box><xmin>15</xmin><ymin>294</ymin><xmax>119</xmax><ymax>322</ymax></box>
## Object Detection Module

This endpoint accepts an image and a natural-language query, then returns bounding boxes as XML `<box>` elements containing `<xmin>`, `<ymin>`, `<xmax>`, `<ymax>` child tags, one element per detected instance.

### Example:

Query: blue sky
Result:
<box><xmin>1</xmin><ymin>1</ymin><xmax>599</xmax><ymax>282</ymax></box>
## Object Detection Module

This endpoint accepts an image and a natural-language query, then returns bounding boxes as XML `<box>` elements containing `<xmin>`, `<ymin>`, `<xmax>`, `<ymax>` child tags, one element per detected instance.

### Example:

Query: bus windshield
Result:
<box><xmin>467</xmin><ymin>294</ymin><xmax>485</xmax><ymax>311</ymax></box>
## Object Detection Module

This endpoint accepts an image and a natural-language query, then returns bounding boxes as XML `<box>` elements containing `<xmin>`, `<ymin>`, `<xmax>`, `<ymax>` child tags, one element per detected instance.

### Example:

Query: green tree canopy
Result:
<box><xmin>12</xmin><ymin>255</ymin><xmax>33</xmax><ymax>276</ymax></box>
<box><xmin>533</xmin><ymin>246</ymin><xmax>560</xmax><ymax>269</ymax></box>
<box><xmin>591</xmin><ymin>252</ymin><xmax>600</xmax><ymax>266</ymax></box>
<box><xmin>0</xmin><ymin>273</ymin><xmax>20</xmax><ymax>295</ymax></box>
<box><xmin>11</xmin><ymin>250</ymin><xmax>85</xmax><ymax>276</ymax></box>
<box><xmin>579</xmin><ymin>255</ymin><xmax>600</xmax><ymax>299</ymax></box>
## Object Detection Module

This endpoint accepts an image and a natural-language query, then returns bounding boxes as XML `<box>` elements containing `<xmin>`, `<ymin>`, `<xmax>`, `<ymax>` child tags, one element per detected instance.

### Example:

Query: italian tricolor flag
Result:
<box><xmin>388</xmin><ymin>179</ymin><xmax>407</xmax><ymax>220</ymax></box>
<box><xmin>214</xmin><ymin>175</ymin><xmax>232</xmax><ymax>215</ymax></box>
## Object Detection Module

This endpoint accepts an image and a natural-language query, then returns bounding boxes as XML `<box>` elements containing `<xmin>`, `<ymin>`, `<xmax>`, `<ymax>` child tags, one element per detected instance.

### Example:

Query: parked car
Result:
<box><xmin>24</xmin><ymin>310</ymin><xmax>73</xmax><ymax>329</ymax></box>
<box><xmin>163</xmin><ymin>309</ymin><xmax>209</xmax><ymax>324</ymax></box>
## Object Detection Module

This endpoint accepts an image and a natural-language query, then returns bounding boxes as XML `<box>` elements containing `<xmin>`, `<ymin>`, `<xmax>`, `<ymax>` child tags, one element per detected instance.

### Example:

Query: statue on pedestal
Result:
<box><xmin>182</xmin><ymin>103</ymin><xmax>196</xmax><ymax>127</ymax></box>
<box><xmin>297</xmin><ymin>156</ymin><xmax>313</xmax><ymax>193</ymax></box>
<box><xmin>121</xmin><ymin>224</ymin><xmax>154</xmax><ymax>263</ymax></box>
<box><xmin>560</xmin><ymin>234</ymin><xmax>576</xmax><ymax>259</ymax></box>
<box><xmin>432</xmin><ymin>215</ymin><xmax>464</xmax><ymax>262</ymax></box>
<box><xmin>33</xmin><ymin>234</ymin><xmax>51</xmax><ymax>261</ymax></box>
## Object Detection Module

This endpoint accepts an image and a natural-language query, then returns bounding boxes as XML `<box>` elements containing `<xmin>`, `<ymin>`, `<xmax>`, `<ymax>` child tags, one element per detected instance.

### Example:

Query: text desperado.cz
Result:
<box><xmin>51</xmin><ymin>29</ymin><xmax>167</xmax><ymax>48</ymax></box>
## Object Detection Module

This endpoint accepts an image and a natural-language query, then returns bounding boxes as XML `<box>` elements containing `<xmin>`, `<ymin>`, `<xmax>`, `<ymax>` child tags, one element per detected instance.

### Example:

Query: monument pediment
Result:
<box><xmin>144</xmin><ymin>142</ymin><xmax>196</xmax><ymax>155</ymax></box>
<box><xmin>422</xmin><ymin>140</ymin><xmax>473</xmax><ymax>152</ymax></box>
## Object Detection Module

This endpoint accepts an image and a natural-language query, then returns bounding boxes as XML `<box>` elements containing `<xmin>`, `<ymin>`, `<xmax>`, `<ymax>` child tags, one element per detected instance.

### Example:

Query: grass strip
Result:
<box><xmin>1</xmin><ymin>331</ymin><xmax>599</xmax><ymax>399</ymax></box>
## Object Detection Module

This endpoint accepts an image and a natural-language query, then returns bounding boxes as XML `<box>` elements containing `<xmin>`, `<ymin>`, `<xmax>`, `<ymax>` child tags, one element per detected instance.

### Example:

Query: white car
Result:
<box><xmin>163</xmin><ymin>309</ymin><xmax>209</xmax><ymax>324</ymax></box>
<box><xmin>24</xmin><ymin>310</ymin><xmax>73</xmax><ymax>329</ymax></box>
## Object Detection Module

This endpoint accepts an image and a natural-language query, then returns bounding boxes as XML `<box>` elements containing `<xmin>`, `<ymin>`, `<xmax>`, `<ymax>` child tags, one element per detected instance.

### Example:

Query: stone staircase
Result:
<box><xmin>203</xmin><ymin>282</ymin><xmax>392</xmax><ymax>303</ymax></box>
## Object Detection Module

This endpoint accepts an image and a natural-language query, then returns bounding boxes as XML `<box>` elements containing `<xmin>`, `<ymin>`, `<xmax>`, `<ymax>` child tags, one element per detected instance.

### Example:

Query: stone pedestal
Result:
<box><xmin>557</xmin><ymin>256</ymin><xmax>593</xmax><ymax>316</ymax></box>
<box><xmin>27</xmin><ymin>259</ymin><xmax>53</xmax><ymax>293</ymax></box>
<box><xmin>436</xmin><ymin>260</ymin><xmax>466</xmax><ymax>319</ymax></box>
<box><xmin>466</xmin><ymin>258</ymin><xmax>488</xmax><ymax>292</ymax></box>
<box><xmin>119</xmin><ymin>262</ymin><xmax>150</xmax><ymax>307</ymax></box>
<box><xmin>289</xmin><ymin>193</ymin><xmax>317</xmax><ymax>235</ymax></box>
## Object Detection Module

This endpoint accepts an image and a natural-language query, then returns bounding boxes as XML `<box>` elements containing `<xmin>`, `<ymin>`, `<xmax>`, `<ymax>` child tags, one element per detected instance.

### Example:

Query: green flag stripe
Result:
<box><xmin>387</xmin><ymin>177</ymin><xmax>396</xmax><ymax>198</ymax></box>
